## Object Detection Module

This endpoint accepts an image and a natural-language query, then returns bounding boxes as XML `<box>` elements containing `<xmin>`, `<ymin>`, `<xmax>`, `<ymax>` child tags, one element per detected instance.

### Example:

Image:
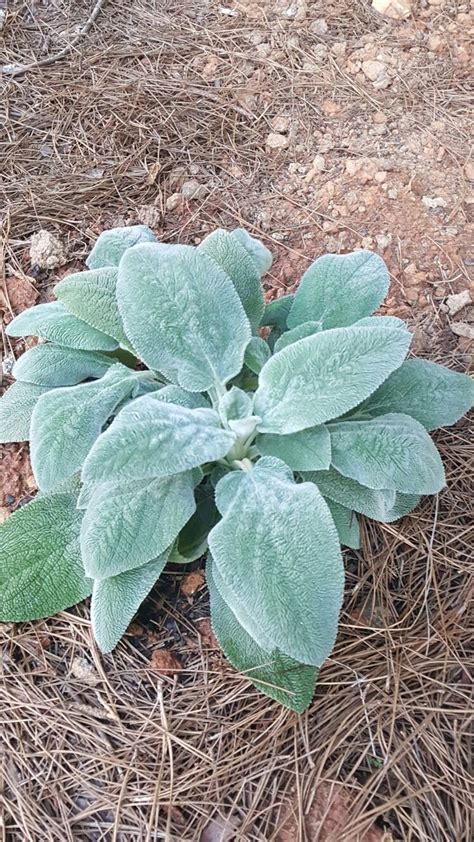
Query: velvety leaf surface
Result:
<box><xmin>254</xmin><ymin>325</ymin><xmax>411</xmax><ymax>434</ymax></box>
<box><xmin>0</xmin><ymin>381</ymin><xmax>51</xmax><ymax>443</ymax></box>
<box><xmin>86</xmin><ymin>224</ymin><xmax>157</xmax><ymax>269</ymax></box>
<box><xmin>287</xmin><ymin>250</ymin><xmax>389</xmax><ymax>330</ymax></box>
<box><xmin>354</xmin><ymin>315</ymin><xmax>406</xmax><ymax>330</ymax></box>
<box><xmin>198</xmin><ymin>229</ymin><xmax>265</xmax><ymax>331</ymax></box>
<box><xmin>91</xmin><ymin>553</ymin><xmax>168</xmax><ymax>653</ymax></box>
<box><xmin>152</xmin><ymin>385</ymin><xmax>209</xmax><ymax>409</ymax></box>
<box><xmin>6</xmin><ymin>301</ymin><xmax>119</xmax><ymax>351</ymax></box>
<box><xmin>329</xmin><ymin>413</ymin><xmax>446</xmax><ymax>494</ymax></box>
<box><xmin>261</xmin><ymin>294</ymin><xmax>294</xmax><ymax>329</ymax></box>
<box><xmin>117</xmin><ymin>243</ymin><xmax>251</xmax><ymax>391</ymax></box>
<box><xmin>305</xmin><ymin>467</ymin><xmax>420</xmax><ymax>523</ymax></box>
<box><xmin>218</xmin><ymin>387</ymin><xmax>253</xmax><ymax>424</ymax></box>
<box><xmin>325</xmin><ymin>499</ymin><xmax>360</xmax><ymax>549</ymax></box>
<box><xmin>30</xmin><ymin>365</ymin><xmax>138</xmax><ymax>491</ymax></box>
<box><xmin>0</xmin><ymin>493</ymin><xmax>92</xmax><ymax>621</ymax></box>
<box><xmin>12</xmin><ymin>344</ymin><xmax>113</xmax><ymax>387</ymax></box>
<box><xmin>273</xmin><ymin>320</ymin><xmax>322</xmax><ymax>353</ymax></box>
<box><xmin>357</xmin><ymin>358</ymin><xmax>474</xmax><ymax>431</ymax></box>
<box><xmin>208</xmin><ymin>458</ymin><xmax>344</xmax><ymax>666</ymax></box>
<box><xmin>55</xmin><ymin>267</ymin><xmax>129</xmax><ymax>346</ymax></box>
<box><xmin>207</xmin><ymin>557</ymin><xmax>318</xmax><ymax>712</ymax></box>
<box><xmin>243</xmin><ymin>336</ymin><xmax>271</xmax><ymax>374</ymax></box>
<box><xmin>256</xmin><ymin>425</ymin><xmax>331</xmax><ymax>471</ymax></box>
<box><xmin>169</xmin><ymin>483</ymin><xmax>219</xmax><ymax>563</ymax></box>
<box><xmin>81</xmin><ymin>472</ymin><xmax>195</xmax><ymax>578</ymax></box>
<box><xmin>231</xmin><ymin>228</ymin><xmax>273</xmax><ymax>275</ymax></box>
<box><xmin>82</xmin><ymin>396</ymin><xmax>236</xmax><ymax>484</ymax></box>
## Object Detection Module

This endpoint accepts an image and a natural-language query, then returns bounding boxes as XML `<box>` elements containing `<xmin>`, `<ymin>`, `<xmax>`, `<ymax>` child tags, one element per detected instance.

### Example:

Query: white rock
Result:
<box><xmin>266</xmin><ymin>132</ymin><xmax>289</xmax><ymax>150</ymax></box>
<box><xmin>271</xmin><ymin>115</ymin><xmax>290</xmax><ymax>133</ymax></box>
<box><xmin>375</xmin><ymin>233</ymin><xmax>392</xmax><ymax>251</ymax></box>
<box><xmin>450</xmin><ymin>322</ymin><xmax>474</xmax><ymax>340</ymax></box>
<box><xmin>371</xmin><ymin>0</ymin><xmax>411</xmax><ymax>19</ymax></box>
<box><xmin>445</xmin><ymin>290</ymin><xmax>472</xmax><ymax>317</ymax></box>
<box><xmin>181</xmin><ymin>180</ymin><xmax>208</xmax><ymax>200</ymax></box>
<box><xmin>29</xmin><ymin>230</ymin><xmax>66</xmax><ymax>269</ymax></box>
<box><xmin>166</xmin><ymin>193</ymin><xmax>183</xmax><ymax>211</ymax></box>
<box><xmin>310</xmin><ymin>18</ymin><xmax>328</xmax><ymax>35</ymax></box>
<box><xmin>362</xmin><ymin>60</ymin><xmax>391</xmax><ymax>88</ymax></box>
<box><xmin>422</xmin><ymin>195</ymin><xmax>447</xmax><ymax>209</ymax></box>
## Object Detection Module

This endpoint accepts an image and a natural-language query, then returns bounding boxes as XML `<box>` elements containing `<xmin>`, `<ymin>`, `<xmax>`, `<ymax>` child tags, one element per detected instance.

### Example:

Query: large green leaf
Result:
<box><xmin>243</xmin><ymin>336</ymin><xmax>271</xmax><ymax>375</ymax></box>
<box><xmin>152</xmin><ymin>385</ymin><xmax>209</xmax><ymax>409</ymax></box>
<box><xmin>273</xmin><ymin>320</ymin><xmax>322</xmax><ymax>353</ymax></box>
<box><xmin>55</xmin><ymin>267</ymin><xmax>129</xmax><ymax>347</ymax></box>
<box><xmin>356</xmin><ymin>358</ymin><xmax>474</xmax><ymax>431</ymax></box>
<box><xmin>287</xmin><ymin>250</ymin><xmax>389</xmax><ymax>330</ymax></box>
<box><xmin>91</xmin><ymin>552</ymin><xmax>168</xmax><ymax>653</ymax></box>
<box><xmin>81</xmin><ymin>472</ymin><xmax>195</xmax><ymax>578</ymax></box>
<box><xmin>169</xmin><ymin>483</ymin><xmax>219</xmax><ymax>562</ymax></box>
<box><xmin>0</xmin><ymin>381</ymin><xmax>51</xmax><ymax>443</ymax></box>
<box><xmin>354</xmin><ymin>315</ymin><xmax>406</xmax><ymax>330</ymax></box>
<box><xmin>328</xmin><ymin>413</ymin><xmax>445</xmax><ymax>494</ymax></box>
<box><xmin>198</xmin><ymin>229</ymin><xmax>265</xmax><ymax>331</ymax></box>
<box><xmin>82</xmin><ymin>396</ymin><xmax>236</xmax><ymax>485</ymax></box>
<box><xmin>207</xmin><ymin>558</ymin><xmax>318</xmax><ymax>713</ymax></box>
<box><xmin>12</xmin><ymin>344</ymin><xmax>113</xmax><ymax>387</ymax></box>
<box><xmin>30</xmin><ymin>365</ymin><xmax>138</xmax><ymax>492</ymax></box>
<box><xmin>261</xmin><ymin>294</ymin><xmax>294</xmax><ymax>329</ymax></box>
<box><xmin>325</xmin><ymin>499</ymin><xmax>360</xmax><ymax>549</ymax></box>
<box><xmin>117</xmin><ymin>243</ymin><xmax>251</xmax><ymax>391</ymax></box>
<box><xmin>0</xmin><ymin>493</ymin><xmax>92</xmax><ymax>621</ymax></box>
<box><xmin>218</xmin><ymin>387</ymin><xmax>253</xmax><ymax>425</ymax></box>
<box><xmin>6</xmin><ymin>301</ymin><xmax>119</xmax><ymax>351</ymax></box>
<box><xmin>86</xmin><ymin>224</ymin><xmax>157</xmax><ymax>269</ymax></box>
<box><xmin>208</xmin><ymin>458</ymin><xmax>344</xmax><ymax>666</ymax></box>
<box><xmin>254</xmin><ymin>325</ymin><xmax>411</xmax><ymax>434</ymax></box>
<box><xmin>231</xmin><ymin>228</ymin><xmax>273</xmax><ymax>275</ymax></box>
<box><xmin>256</xmin><ymin>425</ymin><xmax>331</xmax><ymax>471</ymax></box>
<box><xmin>304</xmin><ymin>467</ymin><xmax>419</xmax><ymax>523</ymax></box>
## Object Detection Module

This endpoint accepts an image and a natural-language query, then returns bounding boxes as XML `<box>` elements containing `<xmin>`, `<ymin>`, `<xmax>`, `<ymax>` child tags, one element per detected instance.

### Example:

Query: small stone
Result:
<box><xmin>387</xmin><ymin>188</ymin><xmax>398</xmax><ymax>199</ymax></box>
<box><xmin>70</xmin><ymin>657</ymin><xmax>100</xmax><ymax>686</ymax></box>
<box><xmin>266</xmin><ymin>132</ymin><xmax>289</xmax><ymax>150</ymax></box>
<box><xmin>181</xmin><ymin>180</ymin><xmax>208</xmax><ymax>200</ymax></box>
<box><xmin>29</xmin><ymin>230</ymin><xmax>66</xmax><ymax>269</ymax></box>
<box><xmin>166</xmin><ymin>193</ymin><xmax>183</xmax><ymax>211</ymax></box>
<box><xmin>464</xmin><ymin>161</ymin><xmax>474</xmax><ymax>182</ymax></box>
<box><xmin>321</xmin><ymin>99</ymin><xmax>342</xmax><ymax>116</ymax></box>
<box><xmin>373</xmin><ymin>111</ymin><xmax>388</xmax><ymax>124</ymax></box>
<box><xmin>372</xmin><ymin>0</ymin><xmax>411</xmax><ymax>18</ymax></box>
<box><xmin>450</xmin><ymin>322</ymin><xmax>474</xmax><ymax>341</ymax></box>
<box><xmin>331</xmin><ymin>42</ymin><xmax>346</xmax><ymax>58</ymax></box>
<box><xmin>181</xmin><ymin>571</ymin><xmax>205</xmax><ymax>597</ymax></box>
<box><xmin>0</xmin><ymin>508</ymin><xmax>9</xmax><ymax>524</ymax></box>
<box><xmin>375</xmin><ymin>233</ymin><xmax>392</xmax><ymax>251</ymax></box>
<box><xmin>136</xmin><ymin>205</ymin><xmax>160</xmax><ymax>228</ymax></box>
<box><xmin>375</xmin><ymin>171</ymin><xmax>387</xmax><ymax>183</ymax></box>
<box><xmin>271</xmin><ymin>231</ymin><xmax>288</xmax><ymax>241</ymax></box>
<box><xmin>271</xmin><ymin>115</ymin><xmax>290</xmax><ymax>133</ymax></box>
<box><xmin>445</xmin><ymin>290</ymin><xmax>472</xmax><ymax>317</ymax></box>
<box><xmin>311</xmin><ymin>154</ymin><xmax>325</xmax><ymax>172</ymax></box>
<box><xmin>428</xmin><ymin>35</ymin><xmax>443</xmax><ymax>51</ymax></box>
<box><xmin>309</xmin><ymin>17</ymin><xmax>328</xmax><ymax>35</ymax></box>
<box><xmin>362</xmin><ymin>60</ymin><xmax>390</xmax><ymax>88</ymax></box>
<box><xmin>422</xmin><ymin>195</ymin><xmax>447</xmax><ymax>209</ymax></box>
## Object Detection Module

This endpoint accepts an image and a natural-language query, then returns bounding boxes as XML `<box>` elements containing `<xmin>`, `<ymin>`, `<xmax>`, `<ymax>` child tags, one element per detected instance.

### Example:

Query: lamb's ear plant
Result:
<box><xmin>1</xmin><ymin>224</ymin><xmax>473</xmax><ymax>712</ymax></box>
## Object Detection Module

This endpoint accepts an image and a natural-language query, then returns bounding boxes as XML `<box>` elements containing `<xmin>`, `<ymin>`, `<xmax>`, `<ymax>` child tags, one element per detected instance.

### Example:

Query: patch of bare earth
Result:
<box><xmin>1</xmin><ymin>1</ymin><xmax>472</xmax><ymax>839</ymax></box>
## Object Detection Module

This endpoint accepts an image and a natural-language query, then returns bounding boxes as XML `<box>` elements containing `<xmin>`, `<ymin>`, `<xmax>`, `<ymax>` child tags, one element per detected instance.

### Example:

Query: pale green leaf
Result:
<box><xmin>261</xmin><ymin>294</ymin><xmax>294</xmax><ymax>329</ymax></box>
<box><xmin>304</xmin><ymin>467</ymin><xmax>420</xmax><ymax>523</ymax></box>
<box><xmin>198</xmin><ymin>229</ymin><xmax>265</xmax><ymax>331</ymax></box>
<box><xmin>287</xmin><ymin>250</ymin><xmax>389</xmax><ymax>330</ymax></box>
<box><xmin>12</xmin><ymin>344</ymin><xmax>113</xmax><ymax>387</ymax></box>
<box><xmin>210</xmin><ymin>554</ymin><xmax>276</xmax><ymax>651</ymax></box>
<box><xmin>243</xmin><ymin>336</ymin><xmax>271</xmax><ymax>374</ymax></box>
<box><xmin>254</xmin><ymin>325</ymin><xmax>411</xmax><ymax>434</ymax></box>
<box><xmin>0</xmin><ymin>493</ymin><xmax>92</xmax><ymax>622</ymax></box>
<box><xmin>152</xmin><ymin>385</ymin><xmax>210</xmax><ymax>409</ymax></box>
<box><xmin>357</xmin><ymin>358</ymin><xmax>474</xmax><ymax>431</ymax></box>
<box><xmin>354</xmin><ymin>315</ymin><xmax>406</xmax><ymax>330</ymax></box>
<box><xmin>86</xmin><ymin>224</ymin><xmax>157</xmax><ymax>269</ymax></box>
<box><xmin>82</xmin><ymin>396</ymin><xmax>236</xmax><ymax>485</ymax></box>
<box><xmin>30</xmin><ymin>365</ymin><xmax>138</xmax><ymax>492</ymax></box>
<box><xmin>169</xmin><ymin>483</ymin><xmax>218</xmax><ymax>563</ymax></box>
<box><xmin>81</xmin><ymin>472</ymin><xmax>195</xmax><ymax>578</ymax></box>
<box><xmin>231</xmin><ymin>228</ymin><xmax>273</xmax><ymax>275</ymax></box>
<box><xmin>117</xmin><ymin>243</ymin><xmax>251</xmax><ymax>391</ymax></box>
<box><xmin>273</xmin><ymin>320</ymin><xmax>322</xmax><ymax>353</ymax></box>
<box><xmin>6</xmin><ymin>301</ymin><xmax>118</xmax><ymax>351</ymax></box>
<box><xmin>324</xmin><ymin>499</ymin><xmax>360</xmax><ymax>549</ymax></box>
<box><xmin>55</xmin><ymin>267</ymin><xmax>130</xmax><ymax>346</ymax></box>
<box><xmin>91</xmin><ymin>553</ymin><xmax>168</xmax><ymax>653</ymax></box>
<box><xmin>218</xmin><ymin>387</ymin><xmax>253</xmax><ymax>424</ymax></box>
<box><xmin>256</xmin><ymin>425</ymin><xmax>331</xmax><ymax>471</ymax></box>
<box><xmin>209</xmin><ymin>458</ymin><xmax>344</xmax><ymax>666</ymax></box>
<box><xmin>328</xmin><ymin>413</ymin><xmax>445</xmax><ymax>494</ymax></box>
<box><xmin>0</xmin><ymin>381</ymin><xmax>51</xmax><ymax>443</ymax></box>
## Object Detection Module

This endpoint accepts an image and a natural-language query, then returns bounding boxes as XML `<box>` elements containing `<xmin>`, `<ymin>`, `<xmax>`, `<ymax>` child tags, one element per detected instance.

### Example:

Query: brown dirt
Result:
<box><xmin>0</xmin><ymin>1</ymin><xmax>473</xmax><ymax>840</ymax></box>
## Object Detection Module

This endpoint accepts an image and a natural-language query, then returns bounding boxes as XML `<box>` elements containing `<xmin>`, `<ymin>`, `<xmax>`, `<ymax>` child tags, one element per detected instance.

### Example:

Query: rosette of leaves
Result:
<box><xmin>1</xmin><ymin>224</ymin><xmax>473</xmax><ymax>712</ymax></box>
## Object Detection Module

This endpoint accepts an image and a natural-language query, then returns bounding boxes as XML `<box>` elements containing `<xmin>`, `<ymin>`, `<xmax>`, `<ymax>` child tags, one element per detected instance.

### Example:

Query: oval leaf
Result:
<box><xmin>207</xmin><ymin>558</ymin><xmax>317</xmax><ymax>713</ymax></box>
<box><xmin>0</xmin><ymin>493</ymin><xmax>92</xmax><ymax>622</ymax></box>
<box><xmin>91</xmin><ymin>553</ymin><xmax>168</xmax><ymax>653</ymax></box>
<box><xmin>261</xmin><ymin>294</ymin><xmax>294</xmax><ymax>329</ymax></box>
<box><xmin>6</xmin><ymin>301</ymin><xmax>118</xmax><ymax>351</ymax></box>
<box><xmin>243</xmin><ymin>336</ymin><xmax>271</xmax><ymax>375</ymax></box>
<box><xmin>208</xmin><ymin>458</ymin><xmax>344</xmax><ymax>666</ymax></box>
<box><xmin>304</xmin><ymin>467</ymin><xmax>420</xmax><ymax>523</ymax></box>
<box><xmin>231</xmin><ymin>228</ymin><xmax>272</xmax><ymax>275</ymax></box>
<box><xmin>254</xmin><ymin>325</ymin><xmax>411</xmax><ymax>434</ymax></box>
<box><xmin>12</xmin><ymin>345</ymin><xmax>113</xmax><ymax>387</ymax></box>
<box><xmin>81</xmin><ymin>472</ymin><xmax>196</xmax><ymax>578</ymax></box>
<box><xmin>117</xmin><ymin>243</ymin><xmax>251</xmax><ymax>391</ymax></box>
<box><xmin>82</xmin><ymin>396</ymin><xmax>236</xmax><ymax>485</ymax></box>
<box><xmin>273</xmin><ymin>320</ymin><xmax>322</xmax><ymax>353</ymax></box>
<box><xmin>55</xmin><ymin>267</ymin><xmax>130</xmax><ymax>347</ymax></box>
<box><xmin>287</xmin><ymin>250</ymin><xmax>389</xmax><ymax>330</ymax></box>
<box><xmin>328</xmin><ymin>413</ymin><xmax>446</xmax><ymax>494</ymax></box>
<box><xmin>0</xmin><ymin>381</ymin><xmax>51</xmax><ymax>443</ymax></box>
<box><xmin>86</xmin><ymin>224</ymin><xmax>157</xmax><ymax>269</ymax></box>
<box><xmin>256</xmin><ymin>425</ymin><xmax>331</xmax><ymax>471</ymax></box>
<box><xmin>324</xmin><ymin>499</ymin><xmax>360</xmax><ymax>549</ymax></box>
